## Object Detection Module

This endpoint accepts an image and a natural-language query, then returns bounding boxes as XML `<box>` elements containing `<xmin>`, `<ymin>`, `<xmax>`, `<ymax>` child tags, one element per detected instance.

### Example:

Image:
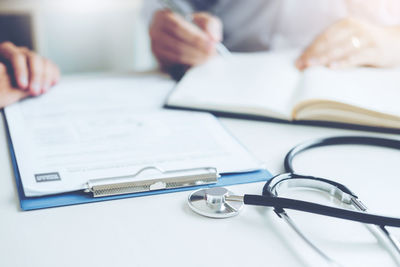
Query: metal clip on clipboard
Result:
<box><xmin>84</xmin><ymin>166</ymin><xmax>220</xmax><ymax>197</ymax></box>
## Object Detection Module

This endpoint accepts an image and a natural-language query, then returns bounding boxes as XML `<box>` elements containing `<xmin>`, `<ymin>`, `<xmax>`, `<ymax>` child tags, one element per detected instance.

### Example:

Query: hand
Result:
<box><xmin>0</xmin><ymin>41</ymin><xmax>60</xmax><ymax>96</ymax></box>
<box><xmin>0</xmin><ymin>63</ymin><xmax>29</xmax><ymax>109</ymax></box>
<box><xmin>149</xmin><ymin>10</ymin><xmax>223</xmax><ymax>70</ymax></box>
<box><xmin>296</xmin><ymin>18</ymin><xmax>400</xmax><ymax>70</ymax></box>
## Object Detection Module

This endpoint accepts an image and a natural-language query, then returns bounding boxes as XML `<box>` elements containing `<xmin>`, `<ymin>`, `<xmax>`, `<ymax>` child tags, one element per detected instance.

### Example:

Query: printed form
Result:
<box><xmin>5</xmin><ymin>75</ymin><xmax>262</xmax><ymax>196</ymax></box>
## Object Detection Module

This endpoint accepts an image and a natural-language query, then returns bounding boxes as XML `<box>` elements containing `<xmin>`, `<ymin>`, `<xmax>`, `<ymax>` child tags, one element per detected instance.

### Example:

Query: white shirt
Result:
<box><xmin>142</xmin><ymin>0</ymin><xmax>400</xmax><ymax>52</ymax></box>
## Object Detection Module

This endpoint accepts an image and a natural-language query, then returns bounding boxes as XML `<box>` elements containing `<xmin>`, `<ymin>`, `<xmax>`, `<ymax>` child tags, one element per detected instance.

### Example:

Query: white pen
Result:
<box><xmin>159</xmin><ymin>0</ymin><xmax>232</xmax><ymax>57</ymax></box>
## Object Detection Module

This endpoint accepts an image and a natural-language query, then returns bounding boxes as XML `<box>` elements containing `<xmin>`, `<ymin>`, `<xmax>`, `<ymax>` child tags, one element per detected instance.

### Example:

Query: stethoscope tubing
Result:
<box><xmin>251</xmin><ymin>136</ymin><xmax>400</xmax><ymax>228</ymax></box>
<box><xmin>243</xmin><ymin>194</ymin><xmax>400</xmax><ymax>227</ymax></box>
<box><xmin>284</xmin><ymin>136</ymin><xmax>400</xmax><ymax>173</ymax></box>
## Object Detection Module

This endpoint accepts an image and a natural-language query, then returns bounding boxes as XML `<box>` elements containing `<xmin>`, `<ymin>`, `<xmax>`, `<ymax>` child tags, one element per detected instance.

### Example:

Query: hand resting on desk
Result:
<box><xmin>0</xmin><ymin>63</ymin><xmax>29</xmax><ymax>108</ymax></box>
<box><xmin>296</xmin><ymin>17</ymin><xmax>400</xmax><ymax>70</ymax></box>
<box><xmin>0</xmin><ymin>41</ymin><xmax>60</xmax><ymax>97</ymax></box>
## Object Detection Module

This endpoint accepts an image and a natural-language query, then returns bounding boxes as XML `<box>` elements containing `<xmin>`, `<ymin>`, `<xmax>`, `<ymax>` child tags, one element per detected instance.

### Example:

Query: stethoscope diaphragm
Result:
<box><xmin>188</xmin><ymin>187</ymin><xmax>244</xmax><ymax>218</ymax></box>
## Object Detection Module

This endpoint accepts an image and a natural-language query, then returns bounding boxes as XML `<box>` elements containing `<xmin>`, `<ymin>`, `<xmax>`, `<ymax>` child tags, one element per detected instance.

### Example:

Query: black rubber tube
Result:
<box><xmin>244</xmin><ymin>194</ymin><xmax>400</xmax><ymax>227</ymax></box>
<box><xmin>284</xmin><ymin>136</ymin><xmax>400</xmax><ymax>173</ymax></box>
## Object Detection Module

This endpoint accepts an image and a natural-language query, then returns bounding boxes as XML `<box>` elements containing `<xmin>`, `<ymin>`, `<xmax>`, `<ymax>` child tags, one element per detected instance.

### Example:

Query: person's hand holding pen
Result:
<box><xmin>150</xmin><ymin>9</ymin><xmax>223</xmax><ymax>71</ymax></box>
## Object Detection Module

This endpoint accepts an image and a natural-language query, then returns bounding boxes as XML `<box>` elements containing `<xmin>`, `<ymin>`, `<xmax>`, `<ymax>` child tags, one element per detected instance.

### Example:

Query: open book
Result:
<box><xmin>166</xmin><ymin>51</ymin><xmax>400</xmax><ymax>130</ymax></box>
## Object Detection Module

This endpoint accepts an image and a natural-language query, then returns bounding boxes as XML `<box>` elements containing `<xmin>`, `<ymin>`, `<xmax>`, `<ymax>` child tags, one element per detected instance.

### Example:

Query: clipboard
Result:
<box><xmin>6</xmin><ymin>120</ymin><xmax>272</xmax><ymax>211</ymax></box>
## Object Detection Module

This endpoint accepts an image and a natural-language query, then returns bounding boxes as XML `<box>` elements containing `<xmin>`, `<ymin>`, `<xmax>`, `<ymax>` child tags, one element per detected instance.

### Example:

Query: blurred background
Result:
<box><xmin>0</xmin><ymin>0</ymin><xmax>155</xmax><ymax>74</ymax></box>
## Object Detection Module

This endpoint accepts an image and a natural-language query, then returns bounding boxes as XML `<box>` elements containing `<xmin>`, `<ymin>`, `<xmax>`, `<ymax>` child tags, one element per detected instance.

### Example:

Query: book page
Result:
<box><xmin>168</xmin><ymin>50</ymin><xmax>302</xmax><ymax>120</ymax></box>
<box><xmin>294</xmin><ymin>67</ymin><xmax>400</xmax><ymax>121</ymax></box>
<box><xmin>5</xmin><ymin>75</ymin><xmax>262</xmax><ymax>197</ymax></box>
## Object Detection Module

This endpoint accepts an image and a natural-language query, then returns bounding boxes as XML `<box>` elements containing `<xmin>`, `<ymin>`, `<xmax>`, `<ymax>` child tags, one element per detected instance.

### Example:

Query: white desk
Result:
<box><xmin>1</xmin><ymin>73</ymin><xmax>400</xmax><ymax>267</ymax></box>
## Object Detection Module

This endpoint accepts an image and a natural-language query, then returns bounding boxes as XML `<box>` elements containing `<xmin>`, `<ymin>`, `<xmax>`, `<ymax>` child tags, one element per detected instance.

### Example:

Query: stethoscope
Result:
<box><xmin>187</xmin><ymin>136</ymin><xmax>400</xmax><ymax>266</ymax></box>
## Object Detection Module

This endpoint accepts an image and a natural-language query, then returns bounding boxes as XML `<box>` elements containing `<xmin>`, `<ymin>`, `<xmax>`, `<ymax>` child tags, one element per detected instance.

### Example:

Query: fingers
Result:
<box><xmin>0</xmin><ymin>62</ymin><xmax>29</xmax><ymax>108</ymax></box>
<box><xmin>25</xmin><ymin>51</ymin><xmax>44</xmax><ymax>95</ymax></box>
<box><xmin>25</xmin><ymin>53</ymin><xmax>60</xmax><ymax>95</ymax></box>
<box><xmin>0</xmin><ymin>42</ymin><xmax>29</xmax><ymax>89</ymax></box>
<box><xmin>161</xmin><ymin>10</ymin><xmax>213</xmax><ymax>51</ymax></box>
<box><xmin>329</xmin><ymin>48</ymin><xmax>378</xmax><ymax>69</ymax></box>
<box><xmin>297</xmin><ymin>29</ymin><xmax>353</xmax><ymax>69</ymax></box>
<box><xmin>296</xmin><ymin>24</ymin><xmax>355</xmax><ymax>69</ymax></box>
<box><xmin>42</xmin><ymin>59</ymin><xmax>53</xmax><ymax>93</ymax></box>
<box><xmin>0</xmin><ymin>41</ymin><xmax>60</xmax><ymax>96</ymax></box>
<box><xmin>192</xmin><ymin>12</ymin><xmax>223</xmax><ymax>42</ymax></box>
<box><xmin>154</xmin><ymin>10</ymin><xmax>212</xmax><ymax>52</ymax></box>
<box><xmin>49</xmin><ymin>61</ymin><xmax>60</xmax><ymax>86</ymax></box>
<box><xmin>152</xmin><ymin>27</ymin><xmax>213</xmax><ymax>66</ymax></box>
<box><xmin>150</xmin><ymin>10</ymin><xmax>217</xmax><ymax>67</ymax></box>
<box><xmin>25</xmin><ymin>52</ymin><xmax>59</xmax><ymax>95</ymax></box>
<box><xmin>296</xmin><ymin>18</ymin><xmax>375</xmax><ymax>70</ymax></box>
<box><xmin>298</xmin><ymin>35</ymin><xmax>358</xmax><ymax>69</ymax></box>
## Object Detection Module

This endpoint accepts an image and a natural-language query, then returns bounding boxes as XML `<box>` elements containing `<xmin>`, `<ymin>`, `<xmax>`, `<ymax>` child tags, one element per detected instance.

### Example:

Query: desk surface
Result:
<box><xmin>1</xmin><ymin>73</ymin><xmax>400</xmax><ymax>267</ymax></box>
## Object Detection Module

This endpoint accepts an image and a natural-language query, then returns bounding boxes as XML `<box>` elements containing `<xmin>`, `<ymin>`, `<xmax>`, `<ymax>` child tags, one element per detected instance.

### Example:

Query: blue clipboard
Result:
<box><xmin>5</xmin><ymin>114</ymin><xmax>272</xmax><ymax>211</ymax></box>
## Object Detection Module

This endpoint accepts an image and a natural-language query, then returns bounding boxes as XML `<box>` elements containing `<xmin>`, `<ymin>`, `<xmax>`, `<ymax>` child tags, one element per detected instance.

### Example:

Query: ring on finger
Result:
<box><xmin>351</xmin><ymin>36</ymin><xmax>361</xmax><ymax>49</ymax></box>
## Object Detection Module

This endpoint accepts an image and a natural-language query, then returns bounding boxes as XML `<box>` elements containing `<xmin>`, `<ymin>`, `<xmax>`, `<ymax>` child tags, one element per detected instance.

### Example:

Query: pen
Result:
<box><xmin>159</xmin><ymin>0</ymin><xmax>231</xmax><ymax>57</ymax></box>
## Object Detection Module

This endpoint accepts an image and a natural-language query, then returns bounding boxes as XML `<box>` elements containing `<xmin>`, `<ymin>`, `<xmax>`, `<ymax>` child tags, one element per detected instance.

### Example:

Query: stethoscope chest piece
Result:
<box><xmin>188</xmin><ymin>187</ymin><xmax>244</xmax><ymax>218</ymax></box>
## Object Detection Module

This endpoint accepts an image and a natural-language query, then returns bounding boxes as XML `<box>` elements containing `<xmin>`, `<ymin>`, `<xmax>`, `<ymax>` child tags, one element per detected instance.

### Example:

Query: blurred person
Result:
<box><xmin>0</xmin><ymin>41</ymin><xmax>60</xmax><ymax>108</ymax></box>
<box><xmin>145</xmin><ymin>0</ymin><xmax>400</xmax><ymax>75</ymax></box>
